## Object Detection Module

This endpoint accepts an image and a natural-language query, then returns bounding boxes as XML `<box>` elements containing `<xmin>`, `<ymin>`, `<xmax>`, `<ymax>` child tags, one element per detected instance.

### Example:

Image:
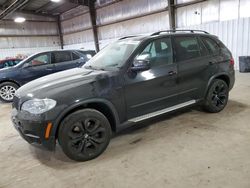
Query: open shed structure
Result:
<box><xmin>0</xmin><ymin>0</ymin><xmax>249</xmax><ymax>69</ymax></box>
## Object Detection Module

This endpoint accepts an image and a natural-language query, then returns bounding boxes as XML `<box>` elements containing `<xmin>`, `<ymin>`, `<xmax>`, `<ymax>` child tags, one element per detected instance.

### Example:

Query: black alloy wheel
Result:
<box><xmin>59</xmin><ymin>109</ymin><xmax>111</xmax><ymax>161</ymax></box>
<box><xmin>203</xmin><ymin>79</ymin><xmax>229</xmax><ymax>113</ymax></box>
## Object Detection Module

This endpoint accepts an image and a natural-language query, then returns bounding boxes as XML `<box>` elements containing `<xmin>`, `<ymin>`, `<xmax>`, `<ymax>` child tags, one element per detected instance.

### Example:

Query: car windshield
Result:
<box><xmin>15</xmin><ymin>55</ymin><xmax>32</xmax><ymax>67</ymax></box>
<box><xmin>84</xmin><ymin>40</ymin><xmax>140</xmax><ymax>70</ymax></box>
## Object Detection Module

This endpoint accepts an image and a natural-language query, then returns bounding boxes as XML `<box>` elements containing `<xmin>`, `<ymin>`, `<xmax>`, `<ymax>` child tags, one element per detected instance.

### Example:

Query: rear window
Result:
<box><xmin>52</xmin><ymin>51</ymin><xmax>72</xmax><ymax>64</ymax></box>
<box><xmin>174</xmin><ymin>36</ymin><xmax>201</xmax><ymax>62</ymax></box>
<box><xmin>72</xmin><ymin>52</ymin><xmax>80</xmax><ymax>60</ymax></box>
<box><xmin>201</xmin><ymin>37</ymin><xmax>220</xmax><ymax>55</ymax></box>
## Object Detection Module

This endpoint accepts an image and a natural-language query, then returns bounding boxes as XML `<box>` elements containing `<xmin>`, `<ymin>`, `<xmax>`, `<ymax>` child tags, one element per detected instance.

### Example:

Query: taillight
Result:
<box><xmin>230</xmin><ymin>58</ymin><xmax>235</xmax><ymax>66</ymax></box>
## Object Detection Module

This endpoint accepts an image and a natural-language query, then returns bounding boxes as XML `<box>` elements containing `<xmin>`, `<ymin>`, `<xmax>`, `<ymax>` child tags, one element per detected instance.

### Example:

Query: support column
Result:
<box><xmin>168</xmin><ymin>0</ymin><xmax>176</xmax><ymax>30</ymax></box>
<box><xmin>57</xmin><ymin>15</ymin><xmax>64</xmax><ymax>49</ymax></box>
<box><xmin>89</xmin><ymin>1</ymin><xmax>100</xmax><ymax>52</ymax></box>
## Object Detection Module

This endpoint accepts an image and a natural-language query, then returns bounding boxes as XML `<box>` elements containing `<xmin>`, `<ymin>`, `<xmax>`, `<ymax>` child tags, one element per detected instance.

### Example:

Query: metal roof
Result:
<box><xmin>0</xmin><ymin>0</ymin><xmax>90</xmax><ymax>19</ymax></box>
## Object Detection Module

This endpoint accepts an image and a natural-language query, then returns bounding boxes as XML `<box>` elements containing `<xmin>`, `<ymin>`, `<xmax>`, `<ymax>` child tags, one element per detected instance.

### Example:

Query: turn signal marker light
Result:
<box><xmin>45</xmin><ymin>123</ymin><xmax>52</xmax><ymax>140</ymax></box>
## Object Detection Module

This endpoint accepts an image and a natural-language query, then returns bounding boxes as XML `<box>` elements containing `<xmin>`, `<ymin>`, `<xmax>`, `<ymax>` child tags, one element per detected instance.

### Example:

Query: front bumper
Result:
<box><xmin>11</xmin><ymin>108</ymin><xmax>56</xmax><ymax>150</ymax></box>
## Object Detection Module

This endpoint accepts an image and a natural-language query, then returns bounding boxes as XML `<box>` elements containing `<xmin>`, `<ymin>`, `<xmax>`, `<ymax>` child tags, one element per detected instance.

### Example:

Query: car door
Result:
<box><xmin>52</xmin><ymin>51</ymin><xmax>82</xmax><ymax>72</ymax></box>
<box><xmin>173</xmin><ymin>35</ymin><xmax>212</xmax><ymax>102</ymax></box>
<box><xmin>123</xmin><ymin>37</ymin><xmax>179</xmax><ymax>119</ymax></box>
<box><xmin>20</xmin><ymin>52</ymin><xmax>55</xmax><ymax>84</ymax></box>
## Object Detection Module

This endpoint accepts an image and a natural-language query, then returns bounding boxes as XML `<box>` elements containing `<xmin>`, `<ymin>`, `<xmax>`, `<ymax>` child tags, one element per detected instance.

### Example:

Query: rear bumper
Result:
<box><xmin>229</xmin><ymin>70</ymin><xmax>235</xmax><ymax>91</ymax></box>
<box><xmin>11</xmin><ymin>108</ymin><xmax>56</xmax><ymax>150</ymax></box>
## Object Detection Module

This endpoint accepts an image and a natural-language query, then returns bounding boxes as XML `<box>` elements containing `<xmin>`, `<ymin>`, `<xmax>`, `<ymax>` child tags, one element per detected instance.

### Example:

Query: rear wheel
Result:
<box><xmin>0</xmin><ymin>82</ymin><xmax>19</xmax><ymax>103</ymax></box>
<box><xmin>203</xmin><ymin>79</ymin><xmax>229</xmax><ymax>113</ymax></box>
<box><xmin>58</xmin><ymin>109</ymin><xmax>112</xmax><ymax>161</ymax></box>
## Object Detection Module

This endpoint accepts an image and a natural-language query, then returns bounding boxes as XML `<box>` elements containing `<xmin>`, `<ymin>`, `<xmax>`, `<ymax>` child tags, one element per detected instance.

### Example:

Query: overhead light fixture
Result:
<box><xmin>14</xmin><ymin>17</ymin><xmax>26</xmax><ymax>23</ymax></box>
<box><xmin>51</xmin><ymin>0</ymin><xmax>61</xmax><ymax>2</ymax></box>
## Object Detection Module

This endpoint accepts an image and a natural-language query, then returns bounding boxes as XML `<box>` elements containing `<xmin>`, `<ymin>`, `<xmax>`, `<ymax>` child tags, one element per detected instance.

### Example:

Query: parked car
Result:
<box><xmin>0</xmin><ymin>58</ymin><xmax>23</xmax><ymax>69</ymax></box>
<box><xmin>11</xmin><ymin>30</ymin><xmax>235</xmax><ymax>161</ymax></box>
<box><xmin>0</xmin><ymin>50</ymin><xmax>95</xmax><ymax>102</ymax></box>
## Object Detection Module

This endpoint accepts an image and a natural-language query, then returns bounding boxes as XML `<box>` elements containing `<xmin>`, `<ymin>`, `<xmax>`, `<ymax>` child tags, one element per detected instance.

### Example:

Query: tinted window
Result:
<box><xmin>77</xmin><ymin>50</ymin><xmax>96</xmax><ymax>57</ymax></box>
<box><xmin>3</xmin><ymin>60</ymin><xmax>14</xmax><ymax>68</ymax></box>
<box><xmin>174</xmin><ymin>36</ymin><xmax>201</xmax><ymax>61</ymax></box>
<box><xmin>201</xmin><ymin>37</ymin><xmax>220</xmax><ymax>55</ymax></box>
<box><xmin>72</xmin><ymin>52</ymin><xmax>80</xmax><ymax>60</ymax></box>
<box><xmin>197</xmin><ymin>38</ymin><xmax>209</xmax><ymax>56</ymax></box>
<box><xmin>137</xmin><ymin>38</ymin><xmax>173</xmax><ymax>67</ymax></box>
<box><xmin>14</xmin><ymin>60</ymin><xmax>21</xmax><ymax>65</ymax></box>
<box><xmin>28</xmin><ymin>54</ymin><xmax>49</xmax><ymax>66</ymax></box>
<box><xmin>52</xmin><ymin>51</ymin><xmax>72</xmax><ymax>64</ymax></box>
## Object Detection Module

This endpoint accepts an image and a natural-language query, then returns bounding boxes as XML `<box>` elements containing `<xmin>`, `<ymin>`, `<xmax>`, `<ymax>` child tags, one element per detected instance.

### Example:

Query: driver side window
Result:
<box><xmin>28</xmin><ymin>54</ymin><xmax>49</xmax><ymax>66</ymax></box>
<box><xmin>137</xmin><ymin>38</ymin><xmax>173</xmax><ymax>67</ymax></box>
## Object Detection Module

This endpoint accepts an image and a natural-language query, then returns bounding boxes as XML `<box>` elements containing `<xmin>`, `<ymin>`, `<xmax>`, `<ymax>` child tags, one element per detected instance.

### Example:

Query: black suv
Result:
<box><xmin>11</xmin><ymin>30</ymin><xmax>235</xmax><ymax>161</ymax></box>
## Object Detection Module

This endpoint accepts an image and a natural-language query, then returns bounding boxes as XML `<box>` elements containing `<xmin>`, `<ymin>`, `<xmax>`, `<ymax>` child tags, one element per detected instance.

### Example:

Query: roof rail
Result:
<box><xmin>151</xmin><ymin>30</ymin><xmax>209</xmax><ymax>36</ymax></box>
<box><xmin>119</xmin><ymin>35</ymin><xmax>138</xmax><ymax>40</ymax></box>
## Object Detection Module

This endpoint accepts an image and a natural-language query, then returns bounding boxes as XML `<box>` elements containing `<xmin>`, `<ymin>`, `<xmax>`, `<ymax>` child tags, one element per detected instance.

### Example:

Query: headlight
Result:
<box><xmin>21</xmin><ymin>99</ymin><xmax>57</xmax><ymax>115</ymax></box>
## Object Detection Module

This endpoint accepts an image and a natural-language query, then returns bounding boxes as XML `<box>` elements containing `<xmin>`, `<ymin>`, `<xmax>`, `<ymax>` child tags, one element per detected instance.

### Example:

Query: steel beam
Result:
<box><xmin>57</xmin><ymin>16</ymin><xmax>64</xmax><ymax>49</ymax></box>
<box><xmin>168</xmin><ymin>0</ymin><xmax>176</xmax><ymax>29</ymax></box>
<box><xmin>0</xmin><ymin>34</ymin><xmax>58</xmax><ymax>37</ymax></box>
<box><xmin>0</xmin><ymin>0</ymin><xmax>30</xmax><ymax>20</ymax></box>
<box><xmin>35</xmin><ymin>2</ymin><xmax>53</xmax><ymax>13</ymax></box>
<box><xmin>88</xmin><ymin>0</ymin><xmax>99</xmax><ymax>52</ymax></box>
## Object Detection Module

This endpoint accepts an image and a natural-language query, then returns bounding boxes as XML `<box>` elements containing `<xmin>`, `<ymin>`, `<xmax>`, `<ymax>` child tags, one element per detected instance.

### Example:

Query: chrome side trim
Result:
<box><xmin>128</xmin><ymin>100</ymin><xmax>196</xmax><ymax>123</ymax></box>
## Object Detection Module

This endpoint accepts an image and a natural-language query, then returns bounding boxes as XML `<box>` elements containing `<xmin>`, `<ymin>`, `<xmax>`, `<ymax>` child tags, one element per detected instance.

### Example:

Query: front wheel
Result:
<box><xmin>203</xmin><ymin>79</ymin><xmax>229</xmax><ymax>113</ymax></box>
<box><xmin>58</xmin><ymin>109</ymin><xmax>112</xmax><ymax>161</ymax></box>
<box><xmin>0</xmin><ymin>82</ymin><xmax>19</xmax><ymax>103</ymax></box>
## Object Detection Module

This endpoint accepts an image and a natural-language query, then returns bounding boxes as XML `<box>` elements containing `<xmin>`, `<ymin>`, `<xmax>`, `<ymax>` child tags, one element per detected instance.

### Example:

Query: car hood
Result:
<box><xmin>0</xmin><ymin>65</ymin><xmax>19</xmax><ymax>74</ymax></box>
<box><xmin>16</xmin><ymin>68</ymin><xmax>110</xmax><ymax>98</ymax></box>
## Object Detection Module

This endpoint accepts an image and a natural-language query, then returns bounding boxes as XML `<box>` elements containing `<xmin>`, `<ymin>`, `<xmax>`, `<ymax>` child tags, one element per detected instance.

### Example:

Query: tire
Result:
<box><xmin>58</xmin><ymin>109</ymin><xmax>112</xmax><ymax>162</ymax></box>
<box><xmin>203</xmin><ymin>79</ymin><xmax>229</xmax><ymax>113</ymax></box>
<box><xmin>0</xmin><ymin>82</ymin><xmax>19</xmax><ymax>103</ymax></box>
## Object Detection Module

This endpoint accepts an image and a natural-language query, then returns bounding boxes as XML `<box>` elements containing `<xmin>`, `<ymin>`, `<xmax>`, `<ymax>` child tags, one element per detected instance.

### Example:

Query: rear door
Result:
<box><xmin>20</xmin><ymin>52</ymin><xmax>55</xmax><ymax>84</ymax></box>
<box><xmin>52</xmin><ymin>51</ymin><xmax>82</xmax><ymax>72</ymax></box>
<box><xmin>173</xmin><ymin>35</ymin><xmax>212</xmax><ymax>102</ymax></box>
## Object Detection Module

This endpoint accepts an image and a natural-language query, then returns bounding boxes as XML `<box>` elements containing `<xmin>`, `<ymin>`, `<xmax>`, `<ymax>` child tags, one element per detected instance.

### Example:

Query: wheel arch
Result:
<box><xmin>205</xmin><ymin>73</ymin><xmax>230</xmax><ymax>96</ymax></box>
<box><xmin>0</xmin><ymin>79</ymin><xmax>21</xmax><ymax>87</ymax></box>
<box><xmin>53</xmin><ymin>99</ymin><xmax>120</xmax><ymax>139</ymax></box>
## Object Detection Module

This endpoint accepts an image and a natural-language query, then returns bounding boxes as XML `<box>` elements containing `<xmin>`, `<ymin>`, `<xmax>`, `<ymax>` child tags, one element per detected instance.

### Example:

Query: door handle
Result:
<box><xmin>209</xmin><ymin>61</ymin><xmax>216</xmax><ymax>65</ymax></box>
<box><xmin>168</xmin><ymin>71</ymin><xmax>177</xmax><ymax>76</ymax></box>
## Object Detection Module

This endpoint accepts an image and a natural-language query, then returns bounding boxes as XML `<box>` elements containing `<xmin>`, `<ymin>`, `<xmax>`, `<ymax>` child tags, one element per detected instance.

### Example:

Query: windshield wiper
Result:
<box><xmin>84</xmin><ymin>65</ymin><xmax>105</xmax><ymax>71</ymax></box>
<box><xmin>106</xmin><ymin>64</ymin><xmax>119</xmax><ymax>67</ymax></box>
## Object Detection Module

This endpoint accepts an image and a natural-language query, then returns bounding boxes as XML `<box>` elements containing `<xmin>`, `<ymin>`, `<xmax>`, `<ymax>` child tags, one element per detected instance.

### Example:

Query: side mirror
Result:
<box><xmin>22</xmin><ymin>63</ymin><xmax>31</xmax><ymax>68</ymax></box>
<box><xmin>131</xmin><ymin>59</ymin><xmax>150</xmax><ymax>72</ymax></box>
<box><xmin>131</xmin><ymin>53</ymin><xmax>151</xmax><ymax>72</ymax></box>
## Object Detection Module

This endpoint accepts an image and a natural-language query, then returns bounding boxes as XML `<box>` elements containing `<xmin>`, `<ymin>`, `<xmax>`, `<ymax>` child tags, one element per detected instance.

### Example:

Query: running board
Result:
<box><xmin>128</xmin><ymin>100</ymin><xmax>196</xmax><ymax>123</ymax></box>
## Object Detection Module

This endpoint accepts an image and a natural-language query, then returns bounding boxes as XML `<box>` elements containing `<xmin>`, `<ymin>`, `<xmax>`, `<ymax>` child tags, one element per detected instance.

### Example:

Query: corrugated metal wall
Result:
<box><xmin>61</xmin><ymin>0</ymin><xmax>169</xmax><ymax>50</ymax></box>
<box><xmin>0</xmin><ymin>13</ymin><xmax>60</xmax><ymax>59</ymax></box>
<box><xmin>176</xmin><ymin>0</ymin><xmax>250</xmax><ymax>69</ymax></box>
<box><xmin>60</xmin><ymin>0</ymin><xmax>250</xmax><ymax>69</ymax></box>
<box><xmin>180</xmin><ymin>18</ymin><xmax>250</xmax><ymax>70</ymax></box>
<box><xmin>176</xmin><ymin>0</ymin><xmax>250</xmax><ymax>27</ymax></box>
